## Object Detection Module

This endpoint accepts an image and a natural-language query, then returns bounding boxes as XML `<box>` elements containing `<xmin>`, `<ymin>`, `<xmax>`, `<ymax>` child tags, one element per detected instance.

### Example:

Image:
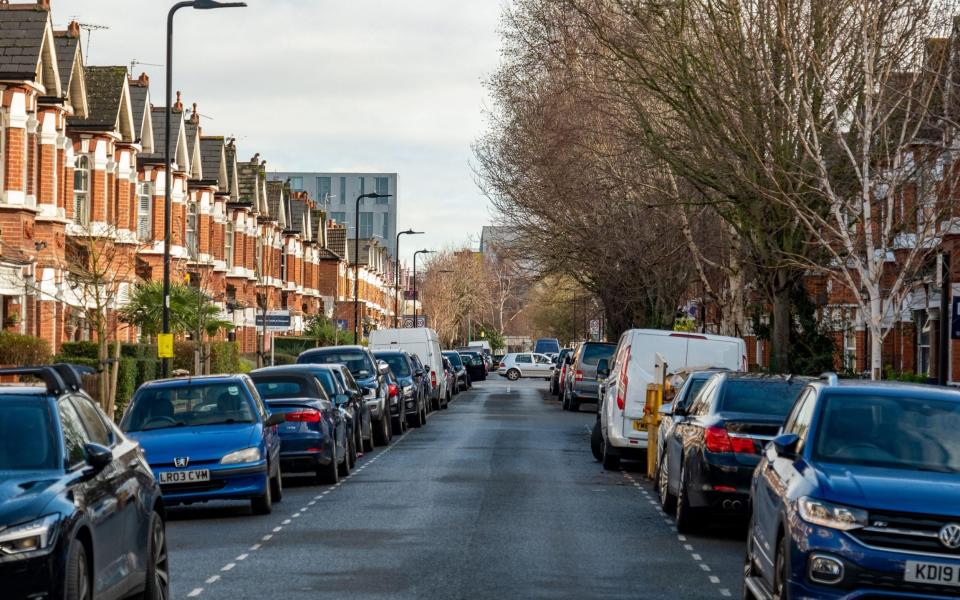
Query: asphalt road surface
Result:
<box><xmin>166</xmin><ymin>377</ymin><xmax>746</xmax><ymax>600</ymax></box>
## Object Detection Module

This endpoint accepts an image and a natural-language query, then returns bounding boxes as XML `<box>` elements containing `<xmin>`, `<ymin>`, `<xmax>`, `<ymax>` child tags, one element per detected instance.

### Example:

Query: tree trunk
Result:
<box><xmin>771</xmin><ymin>280</ymin><xmax>791</xmax><ymax>373</ymax></box>
<box><xmin>108</xmin><ymin>339</ymin><xmax>120</xmax><ymax>420</ymax></box>
<box><xmin>869</xmin><ymin>294</ymin><xmax>883</xmax><ymax>380</ymax></box>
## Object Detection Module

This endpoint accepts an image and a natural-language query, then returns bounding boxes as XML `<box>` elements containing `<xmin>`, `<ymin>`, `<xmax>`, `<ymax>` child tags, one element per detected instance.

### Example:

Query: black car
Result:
<box><xmin>442</xmin><ymin>351</ymin><xmax>470</xmax><ymax>391</ymax></box>
<box><xmin>658</xmin><ymin>373</ymin><xmax>810</xmax><ymax>533</ymax></box>
<box><xmin>298</xmin><ymin>345</ymin><xmax>392</xmax><ymax>447</ymax></box>
<box><xmin>374</xmin><ymin>351</ymin><xmax>428</xmax><ymax>429</ymax></box>
<box><xmin>249</xmin><ymin>366</ymin><xmax>356</xmax><ymax>483</ymax></box>
<box><xmin>320</xmin><ymin>363</ymin><xmax>375</xmax><ymax>453</ymax></box>
<box><xmin>458</xmin><ymin>350</ymin><xmax>486</xmax><ymax>382</ymax></box>
<box><xmin>650</xmin><ymin>370</ymin><xmax>723</xmax><ymax>485</ymax></box>
<box><xmin>0</xmin><ymin>365</ymin><xmax>167</xmax><ymax>600</ymax></box>
<box><xmin>408</xmin><ymin>354</ymin><xmax>433</xmax><ymax>411</ymax></box>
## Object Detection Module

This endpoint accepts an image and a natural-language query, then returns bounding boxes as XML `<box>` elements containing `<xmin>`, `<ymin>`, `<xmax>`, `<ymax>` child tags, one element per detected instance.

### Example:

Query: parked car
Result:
<box><xmin>497</xmin><ymin>352</ymin><xmax>555</xmax><ymax>381</ymax></box>
<box><xmin>121</xmin><ymin>374</ymin><xmax>285</xmax><ymax>515</ymax></box>
<box><xmin>319</xmin><ymin>363</ymin><xmax>375</xmax><ymax>452</ymax></box>
<box><xmin>459</xmin><ymin>350</ymin><xmax>487</xmax><ymax>382</ymax></box>
<box><xmin>297</xmin><ymin>345</ymin><xmax>392</xmax><ymax>447</ymax></box>
<box><xmin>492</xmin><ymin>354</ymin><xmax>505</xmax><ymax>370</ymax></box>
<box><xmin>443</xmin><ymin>351</ymin><xmax>470</xmax><ymax>391</ymax></box>
<box><xmin>408</xmin><ymin>353</ymin><xmax>434</xmax><ymax>411</ymax></box>
<box><xmin>374</xmin><ymin>350</ymin><xmax>428</xmax><ymax>428</ymax></box>
<box><xmin>0</xmin><ymin>365</ymin><xmax>168</xmax><ymax>600</ymax></box>
<box><xmin>534</xmin><ymin>338</ymin><xmax>561</xmax><ymax>355</ymax></box>
<box><xmin>657</xmin><ymin>372</ymin><xmax>809</xmax><ymax>532</ymax></box>
<box><xmin>249</xmin><ymin>366</ymin><xmax>354</xmax><ymax>484</ymax></box>
<box><xmin>744</xmin><ymin>377</ymin><xmax>960</xmax><ymax>600</ymax></box>
<box><xmin>379</xmin><ymin>364</ymin><xmax>407</xmax><ymax>434</ymax></box>
<box><xmin>442</xmin><ymin>356</ymin><xmax>458</xmax><ymax>399</ymax></box>
<box><xmin>368</xmin><ymin>327</ymin><xmax>448</xmax><ymax>411</ymax></box>
<box><xmin>551</xmin><ymin>348</ymin><xmax>574</xmax><ymax>395</ymax></box>
<box><xmin>595</xmin><ymin>329</ymin><xmax>747</xmax><ymax>470</ymax></box>
<box><xmin>561</xmin><ymin>342</ymin><xmax>615</xmax><ymax>411</ymax></box>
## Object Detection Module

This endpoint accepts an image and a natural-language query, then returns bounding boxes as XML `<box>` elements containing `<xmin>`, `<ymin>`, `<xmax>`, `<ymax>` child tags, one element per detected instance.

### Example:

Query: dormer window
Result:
<box><xmin>73</xmin><ymin>155</ymin><xmax>90</xmax><ymax>226</ymax></box>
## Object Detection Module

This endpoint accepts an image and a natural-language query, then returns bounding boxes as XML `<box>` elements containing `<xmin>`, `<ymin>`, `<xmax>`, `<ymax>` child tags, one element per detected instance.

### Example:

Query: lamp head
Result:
<box><xmin>193</xmin><ymin>0</ymin><xmax>247</xmax><ymax>8</ymax></box>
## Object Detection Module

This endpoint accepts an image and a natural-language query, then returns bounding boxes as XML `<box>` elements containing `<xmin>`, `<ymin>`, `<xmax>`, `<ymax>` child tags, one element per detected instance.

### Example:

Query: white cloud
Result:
<box><xmin>55</xmin><ymin>0</ymin><xmax>502</xmax><ymax>263</ymax></box>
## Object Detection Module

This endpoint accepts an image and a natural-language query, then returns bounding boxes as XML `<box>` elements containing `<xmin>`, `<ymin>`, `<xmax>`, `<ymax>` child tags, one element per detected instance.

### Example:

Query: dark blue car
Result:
<box><xmin>744</xmin><ymin>377</ymin><xmax>960</xmax><ymax>599</ymax></box>
<box><xmin>121</xmin><ymin>375</ymin><xmax>285</xmax><ymax>515</ymax></box>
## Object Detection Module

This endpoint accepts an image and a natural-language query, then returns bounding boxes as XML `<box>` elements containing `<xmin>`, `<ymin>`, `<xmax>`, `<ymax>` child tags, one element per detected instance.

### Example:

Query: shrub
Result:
<box><xmin>58</xmin><ymin>341</ymin><xmax>99</xmax><ymax>360</ymax></box>
<box><xmin>0</xmin><ymin>332</ymin><xmax>51</xmax><ymax>366</ymax></box>
<box><xmin>210</xmin><ymin>341</ymin><xmax>240</xmax><ymax>373</ymax></box>
<box><xmin>272</xmin><ymin>352</ymin><xmax>298</xmax><ymax>366</ymax></box>
<box><xmin>115</xmin><ymin>357</ymin><xmax>137</xmax><ymax>413</ymax></box>
<box><xmin>172</xmin><ymin>341</ymin><xmax>197</xmax><ymax>374</ymax></box>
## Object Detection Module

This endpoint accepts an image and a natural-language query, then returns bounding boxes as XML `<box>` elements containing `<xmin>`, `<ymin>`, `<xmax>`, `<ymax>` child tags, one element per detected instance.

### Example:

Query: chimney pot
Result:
<box><xmin>67</xmin><ymin>20</ymin><xmax>80</xmax><ymax>37</ymax></box>
<box><xmin>137</xmin><ymin>72</ymin><xmax>149</xmax><ymax>86</ymax></box>
<box><xmin>173</xmin><ymin>90</ymin><xmax>183</xmax><ymax>112</ymax></box>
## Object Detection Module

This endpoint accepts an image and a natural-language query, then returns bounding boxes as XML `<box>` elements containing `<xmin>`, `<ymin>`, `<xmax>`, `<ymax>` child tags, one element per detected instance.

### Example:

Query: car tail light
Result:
<box><xmin>286</xmin><ymin>409</ymin><xmax>321</xmax><ymax>423</ymax></box>
<box><xmin>431</xmin><ymin>371</ymin><xmax>437</xmax><ymax>387</ymax></box>
<box><xmin>388</xmin><ymin>383</ymin><xmax>398</xmax><ymax>398</ymax></box>
<box><xmin>575</xmin><ymin>370</ymin><xmax>584</xmax><ymax>382</ymax></box>
<box><xmin>616</xmin><ymin>346</ymin><xmax>631</xmax><ymax>410</ymax></box>
<box><xmin>705</xmin><ymin>426</ymin><xmax>756</xmax><ymax>454</ymax></box>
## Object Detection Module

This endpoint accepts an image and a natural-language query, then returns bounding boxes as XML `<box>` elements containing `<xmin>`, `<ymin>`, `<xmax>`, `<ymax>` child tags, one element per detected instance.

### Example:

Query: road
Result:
<box><xmin>166</xmin><ymin>377</ymin><xmax>746</xmax><ymax>599</ymax></box>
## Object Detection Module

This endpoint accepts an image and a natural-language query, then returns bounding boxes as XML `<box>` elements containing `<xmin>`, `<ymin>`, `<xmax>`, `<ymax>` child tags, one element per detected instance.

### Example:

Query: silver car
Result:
<box><xmin>497</xmin><ymin>352</ymin><xmax>555</xmax><ymax>381</ymax></box>
<box><xmin>561</xmin><ymin>342</ymin><xmax>616</xmax><ymax>411</ymax></box>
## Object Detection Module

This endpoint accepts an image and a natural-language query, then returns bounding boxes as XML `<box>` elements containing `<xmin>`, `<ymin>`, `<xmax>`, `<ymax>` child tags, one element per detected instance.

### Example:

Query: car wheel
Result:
<box><xmin>65</xmin><ymin>539</ymin><xmax>92</xmax><ymax>600</ymax></box>
<box><xmin>658</xmin><ymin>453</ymin><xmax>677</xmax><ymax>513</ymax></box>
<box><xmin>507</xmin><ymin>369</ymin><xmax>520</xmax><ymax>381</ymax></box>
<box><xmin>251</xmin><ymin>474</ymin><xmax>273</xmax><ymax>514</ymax></box>
<box><xmin>392</xmin><ymin>415</ymin><xmax>403</xmax><ymax>436</ymax></box>
<box><xmin>363</xmin><ymin>416</ymin><xmax>375</xmax><ymax>452</ymax></box>
<box><xmin>142</xmin><ymin>512</ymin><xmax>169</xmax><ymax>600</ymax></box>
<box><xmin>569</xmin><ymin>397</ymin><xmax>580</xmax><ymax>412</ymax></box>
<box><xmin>270</xmin><ymin>467</ymin><xmax>283</xmax><ymax>503</ymax></box>
<box><xmin>373</xmin><ymin>416</ymin><xmax>389</xmax><ymax>446</ymax></box>
<box><xmin>676</xmin><ymin>461</ymin><xmax>703</xmax><ymax>534</ymax></box>
<box><xmin>601</xmin><ymin>434</ymin><xmax>620</xmax><ymax>470</ymax></box>
<box><xmin>318</xmin><ymin>448</ymin><xmax>340</xmax><ymax>485</ymax></box>
<box><xmin>590</xmin><ymin>420</ymin><xmax>603</xmax><ymax>462</ymax></box>
<box><xmin>338</xmin><ymin>437</ymin><xmax>351</xmax><ymax>477</ymax></box>
<box><xmin>348</xmin><ymin>433</ymin><xmax>358</xmax><ymax>468</ymax></box>
<box><xmin>560</xmin><ymin>388</ymin><xmax>569</xmax><ymax>410</ymax></box>
<box><xmin>444</xmin><ymin>392</ymin><xmax>451</xmax><ymax>408</ymax></box>
<box><xmin>742</xmin><ymin>516</ymin><xmax>761</xmax><ymax>600</ymax></box>
<box><xmin>772</xmin><ymin>533</ymin><xmax>790</xmax><ymax>600</ymax></box>
<box><xmin>410</xmin><ymin>406</ymin><xmax>423</xmax><ymax>428</ymax></box>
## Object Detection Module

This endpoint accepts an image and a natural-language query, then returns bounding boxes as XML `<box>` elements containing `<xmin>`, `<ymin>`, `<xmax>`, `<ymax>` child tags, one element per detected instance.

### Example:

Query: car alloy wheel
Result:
<box><xmin>590</xmin><ymin>420</ymin><xmax>603</xmax><ymax>462</ymax></box>
<box><xmin>65</xmin><ymin>540</ymin><xmax>91</xmax><ymax>600</ymax></box>
<box><xmin>741</xmin><ymin>517</ymin><xmax>761</xmax><ymax>600</ymax></box>
<box><xmin>658</xmin><ymin>454</ymin><xmax>676</xmax><ymax>513</ymax></box>
<box><xmin>772</xmin><ymin>535</ymin><xmax>790</xmax><ymax>600</ymax></box>
<box><xmin>675</xmin><ymin>462</ymin><xmax>701</xmax><ymax>534</ymax></box>
<box><xmin>144</xmin><ymin>513</ymin><xmax>169</xmax><ymax>600</ymax></box>
<box><xmin>252</xmin><ymin>472</ymin><xmax>273</xmax><ymax>514</ymax></box>
<box><xmin>507</xmin><ymin>369</ymin><xmax>520</xmax><ymax>381</ymax></box>
<box><xmin>270</xmin><ymin>467</ymin><xmax>283</xmax><ymax>502</ymax></box>
<box><xmin>338</xmin><ymin>435</ymin><xmax>351</xmax><ymax>476</ymax></box>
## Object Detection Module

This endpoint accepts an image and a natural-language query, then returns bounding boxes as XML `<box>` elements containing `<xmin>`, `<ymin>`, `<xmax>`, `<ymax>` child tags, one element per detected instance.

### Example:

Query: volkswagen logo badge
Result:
<box><xmin>173</xmin><ymin>457</ymin><xmax>190</xmax><ymax>469</ymax></box>
<box><xmin>939</xmin><ymin>523</ymin><xmax>960</xmax><ymax>550</ymax></box>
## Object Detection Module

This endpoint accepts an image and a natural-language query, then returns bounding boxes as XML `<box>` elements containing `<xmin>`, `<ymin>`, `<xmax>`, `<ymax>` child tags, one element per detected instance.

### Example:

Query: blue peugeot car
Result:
<box><xmin>121</xmin><ymin>375</ymin><xmax>285</xmax><ymax>515</ymax></box>
<box><xmin>744</xmin><ymin>376</ymin><xmax>960</xmax><ymax>599</ymax></box>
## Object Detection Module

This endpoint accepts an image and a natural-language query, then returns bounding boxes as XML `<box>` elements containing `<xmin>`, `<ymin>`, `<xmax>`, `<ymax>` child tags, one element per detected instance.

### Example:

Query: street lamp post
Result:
<box><xmin>412</xmin><ymin>249</ymin><xmax>433</xmax><ymax>324</ymax></box>
<box><xmin>353</xmin><ymin>191</ymin><xmax>392</xmax><ymax>343</ymax></box>
<box><xmin>395</xmin><ymin>229</ymin><xmax>424</xmax><ymax>327</ymax></box>
<box><xmin>162</xmin><ymin>0</ymin><xmax>245</xmax><ymax>377</ymax></box>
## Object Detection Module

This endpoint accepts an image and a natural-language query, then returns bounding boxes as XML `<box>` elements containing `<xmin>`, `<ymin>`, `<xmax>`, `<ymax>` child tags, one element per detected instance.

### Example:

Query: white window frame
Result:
<box><xmin>73</xmin><ymin>155</ymin><xmax>90</xmax><ymax>225</ymax></box>
<box><xmin>186</xmin><ymin>202</ymin><xmax>198</xmax><ymax>255</ymax></box>
<box><xmin>137</xmin><ymin>181</ymin><xmax>152</xmax><ymax>240</ymax></box>
<box><xmin>225</xmin><ymin>220</ymin><xmax>234</xmax><ymax>268</ymax></box>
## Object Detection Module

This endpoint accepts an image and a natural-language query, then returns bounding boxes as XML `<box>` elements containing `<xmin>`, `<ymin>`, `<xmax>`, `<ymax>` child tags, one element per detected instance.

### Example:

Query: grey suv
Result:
<box><xmin>561</xmin><ymin>342</ymin><xmax>616</xmax><ymax>411</ymax></box>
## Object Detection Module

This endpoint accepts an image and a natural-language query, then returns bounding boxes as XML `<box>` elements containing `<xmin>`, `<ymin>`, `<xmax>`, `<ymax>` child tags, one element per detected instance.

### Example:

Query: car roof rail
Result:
<box><xmin>50</xmin><ymin>363</ymin><xmax>85</xmax><ymax>392</ymax></box>
<box><xmin>0</xmin><ymin>365</ymin><xmax>69</xmax><ymax>395</ymax></box>
<box><xmin>819</xmin><ymin>372</ymin><xmax>839</xmax><ymax>386</ymax></box>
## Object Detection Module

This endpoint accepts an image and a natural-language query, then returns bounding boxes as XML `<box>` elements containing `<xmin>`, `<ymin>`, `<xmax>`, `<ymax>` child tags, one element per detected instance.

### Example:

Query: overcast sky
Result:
<box><xmin>57</xmin><ymin>0</ymin><xmax>503</xmax><ymax>264</ymax></box>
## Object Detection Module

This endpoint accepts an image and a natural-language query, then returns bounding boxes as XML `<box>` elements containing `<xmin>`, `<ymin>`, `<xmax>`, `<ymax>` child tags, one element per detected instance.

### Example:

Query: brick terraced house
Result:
<box><xmin>0</xmin><ymin>0</ymin><xmax>399</xmax><ymax>357</ymax></box>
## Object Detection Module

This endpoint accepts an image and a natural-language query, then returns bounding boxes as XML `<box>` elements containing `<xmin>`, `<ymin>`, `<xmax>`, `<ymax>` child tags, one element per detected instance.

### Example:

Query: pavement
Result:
<box><xmin>166</xmin><ymin>377</ymin><xmax>747</xmax><ymax>599</ymax></box>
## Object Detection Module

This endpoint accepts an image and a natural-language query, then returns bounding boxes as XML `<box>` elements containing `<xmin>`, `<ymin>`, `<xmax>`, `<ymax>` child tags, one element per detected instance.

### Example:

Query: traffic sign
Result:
<box><xmin>336</xmin><ymin>319</ymin><xmax>349</xmax><ymax>331</ymax></box>
<box><xmin>402</xmin><ymin>315</ymin><xmax>427</xmax><ymax>328</ymax></box>
<box><xmin>589</xmin><ymin>319</ymin><xmax>600</xmax><ymax>336</ymax></box>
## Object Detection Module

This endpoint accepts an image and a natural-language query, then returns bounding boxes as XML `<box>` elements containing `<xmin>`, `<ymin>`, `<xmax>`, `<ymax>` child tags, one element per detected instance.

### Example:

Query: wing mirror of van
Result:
<box><xmin>414</xmin><ymin>368</ymin><xmax>424</xmax><ymax>378</ymax></box>
<box><xmin>596</xmin><ymin>358</ymin><xmax>610</xmax><ymax>379</ymax></box>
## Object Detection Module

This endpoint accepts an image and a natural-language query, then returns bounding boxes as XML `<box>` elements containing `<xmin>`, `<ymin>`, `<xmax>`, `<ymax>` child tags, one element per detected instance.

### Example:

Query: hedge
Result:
<box><xmin>210</xmin><ymin>341</ymin><xmax>240</xmax><ymax>374</ymax></box>
<box><xmin>0</xmin><ymin>332</ymin><xmax>51</xmax><ymax>366</ymax></box>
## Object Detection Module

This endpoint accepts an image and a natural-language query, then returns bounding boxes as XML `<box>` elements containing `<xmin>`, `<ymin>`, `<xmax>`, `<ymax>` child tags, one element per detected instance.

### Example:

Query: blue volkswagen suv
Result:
<box><xmin>744</xmin><ymin>376</ymin><xmax>960</xmax><ymax>599</ymax></box>
<box><xmin>121</xmin><ymin>375</ymin><xmax>285</xmax><ymax>515</ymax></box>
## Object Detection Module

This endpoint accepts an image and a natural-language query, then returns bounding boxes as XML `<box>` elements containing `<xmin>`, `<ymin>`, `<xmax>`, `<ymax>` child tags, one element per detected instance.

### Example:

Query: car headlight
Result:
<box><xmin>221</xmin><ymin>447</ymin><xmax>262</xmax><ymax>465</ymax></box>
<box><xmin>797</xmin><ymin>497</ymin><xmax>868</xmax><ymax>531</ymax></box>
<box><xmin>0</xmin><ymin>514</ymin><xmax>59</xmax><ymax>558</ymax></box>
<box><xmin>403</xmin><ymin>385</ymin><xmax>414</xmax><ymax>397</ymax></box>
<box><xmin>363</xmin><ymin>387</ymin><xmax>377</xmax><ymax>399</ymax></box>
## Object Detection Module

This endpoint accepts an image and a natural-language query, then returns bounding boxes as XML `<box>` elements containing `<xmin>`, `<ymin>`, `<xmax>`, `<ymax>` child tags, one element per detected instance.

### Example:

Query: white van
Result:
<box><xmin>596</xmin><ymin>329</ymin><xmax>746</xmax><ymax>469</ymax></box>
<box><xmin>368</xmin><ymin>328</ymin><xmax>449</xmax><ymax>409</ymax></box>
<box><xmin>468</xmin><ymin>340</ymin><xmax>492</xmax><ymax>355</ymax></box>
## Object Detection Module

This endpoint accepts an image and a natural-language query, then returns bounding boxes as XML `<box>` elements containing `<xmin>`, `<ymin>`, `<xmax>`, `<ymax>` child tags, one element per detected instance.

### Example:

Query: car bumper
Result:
<box><xmin>686</xmin><ymin>456</ymin><xmax>755</xmax><ymax>510</ymax></box>
<box><xmin>570</xmin><ymin>388</ymin><xmax>599</xmax><ymax>402</ymax></box>
<box><xmin>0</xmin><ymin>547</ymin><xmax>64</xmax><ymax>599</ymax></box>
<box><xmin>608</xmin><ymin>420</ymin><xmax>648</xmax><ymax>451</ymax></box>
<box><xmin>784</xmin><ymin>518</ymin><xmax>960</xmax><ymax>599</ymax></box>
<box><xmin>152</xmin><ymin>461</ymin><xmax>269</xmax><ymax>504</ymax></box>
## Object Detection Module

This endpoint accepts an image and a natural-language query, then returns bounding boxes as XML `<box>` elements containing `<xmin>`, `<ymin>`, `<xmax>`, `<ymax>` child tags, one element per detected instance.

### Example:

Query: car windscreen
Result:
<box><xmin>0</xmin><ymin>398</ymin><xmax>58</xmax><ymax>470</ymax></box>
<box><xmin>300</xmin><ymin>350</ymin><xmax>373</xmax><ymax>379</ymax></box>
<box><xmin>123</xmin><ymin>383</ymin><xmax>256</xmax><ymax>432</ymax></box>
<box><xmin>444</xmin><ymin>352</ymin><xmax>463</xmax><ymax>367</ymax></box>
<box><xmin>376</xmin><ymin>354</ymin><xmax>410</xmax><ymax>377</ymax></box>
<box><xmin>677</xmin><ymin>378</ymin><xmax>709</xmax><ymax>410</ymax></box>
<box><xmin>813</xmin><ymin>393</ymin><xmax>960</xmax><ymax>473</ymax></box>
<box><xmin>717</xmin><ymin>380</ymin><xmax>803</xmax><ymax>417</ymax></box>
<box><xmin>253</xmin><ymin>376</ymin><xmax>316</xmax><ymax>400</ymax></box>
<box><xmin>581</xmin><ymin>344</ymin><xmax>615</xmax><ymax>366</ymax></box>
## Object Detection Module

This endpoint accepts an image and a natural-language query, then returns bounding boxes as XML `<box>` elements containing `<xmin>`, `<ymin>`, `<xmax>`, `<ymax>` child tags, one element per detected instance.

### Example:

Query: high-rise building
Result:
<box><xmin>268</xmin><ymin>172</ymin><xmax>398</xmax><ymax>257</ymax></box>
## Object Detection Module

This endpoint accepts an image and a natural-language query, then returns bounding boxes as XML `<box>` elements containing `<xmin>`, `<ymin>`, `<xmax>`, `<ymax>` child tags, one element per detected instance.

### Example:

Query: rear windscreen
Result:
<box><xmin>718</xmin><ymin>381</ymin><xmax>804</xmax><ymax>417</ymax></box>
<box><xmin>581</xmin><ymin>344</ymin><xmax>615</xmax><ymax>366</ymax></box>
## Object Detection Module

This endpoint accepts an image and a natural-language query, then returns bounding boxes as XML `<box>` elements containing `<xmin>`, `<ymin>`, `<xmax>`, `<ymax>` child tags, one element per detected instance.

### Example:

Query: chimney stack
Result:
<box><xmin>173</xmin><ymin>90</ymin><xmax>183</xmax><ymax>112</ymax></box>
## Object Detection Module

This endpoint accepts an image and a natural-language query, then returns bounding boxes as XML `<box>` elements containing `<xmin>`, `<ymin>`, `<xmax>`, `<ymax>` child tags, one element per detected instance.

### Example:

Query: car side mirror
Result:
<box><xmin>335</xmin><ymin>393</ymin><xmax>350</xmax><ymax>405</ymax></box>
<box><xmin>771</xmin><ymin>433</ymin><xmax>801</xmax><ymax>459</ymax></box>
<box><xmin>659</xmin><ymin>402</ymin><xmax>674</xmax><ymax>416</ymax></box>
<box><xmin>83</xmin><ymin>443</ymin><xmax>113</xmax><ymax>472</ymax></box>
<box><xmin>596</xmin><ymin>359</ymin><xmax>609</xmax><ymax>379</ymax></box>
<box><xmin>265</xmin><ymin>412</ymin><xmax>286</xmax><ymax>427</ymax></box>
<box><xmin>415</xmin><ymin>369</ymin><xmax>424</xmax><ymax>377</ymax></box>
